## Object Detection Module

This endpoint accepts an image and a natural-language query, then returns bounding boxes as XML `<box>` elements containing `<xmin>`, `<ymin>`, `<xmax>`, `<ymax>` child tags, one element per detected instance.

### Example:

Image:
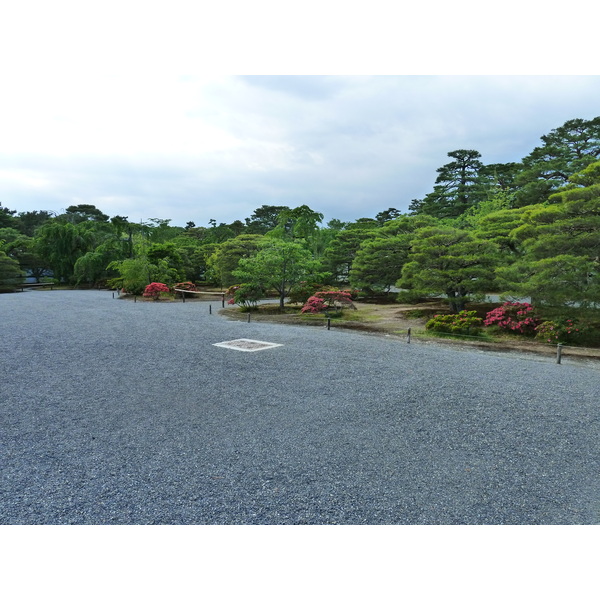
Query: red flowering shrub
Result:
<box><xmin>174</xmin><ymin>281</ymin><xmax>197</xmax><ymax>292</ymax></box>
<box><xmin>143</xmin><ymin>282</ymin><xmax>170</xmax><ymax>300</ymax></box>
<box><xmin>173</xmin><ymin>281</ymin><xmax>198</xmax><ymax>298</ymax></box>
<box><xmin>301</xmin><ymin>290</ymin><xmax>355</xmax><ymax>314</ymax></box>
<box><xmin>484</xmin><ymin>302</ymin><xmax>539</xmax><ymax>335</ymax></box>
<box><xmin>301</xmin><ymin>296</ymin><xmax>328</xmax><ymax>313</ymax></box>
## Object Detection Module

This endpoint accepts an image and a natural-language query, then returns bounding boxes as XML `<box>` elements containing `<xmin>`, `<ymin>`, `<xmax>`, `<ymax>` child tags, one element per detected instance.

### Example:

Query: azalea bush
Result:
<box><xmin>226</xmin><ymin>283</ymin><xmax>265</xmax><ymax>310</ymax></box>
<box><xmin>484</xmin><ymin>302</ymin><xmax>539</xmax><ymax>335</ymax></box>
<box><xmin>143</xmin><ymin>282</ymin><xmax>171</xmax><ymax>300</ymax></box>
<box><xmin>300</xmin><ymin>290</ymin><xmax>355</xmax><ymax>314</ymax></box>
<box><xmin>173</xmin><ymin>281</ymin><xmax>197</xmax><ymax>292</ymax></box>
<box><xmin>535</xmin><ymin>318</ymin><xmax>587</xmax><ymax>344</ymax></box>
<box><xmin>173</xmin><ymin>281</ymin><xmax>198</xmax><ymax>298</ymax></box>
<box><xmin>426</xmin><ymin>310</ymin><xmax>483</xmax><ymax>335</ymax></box>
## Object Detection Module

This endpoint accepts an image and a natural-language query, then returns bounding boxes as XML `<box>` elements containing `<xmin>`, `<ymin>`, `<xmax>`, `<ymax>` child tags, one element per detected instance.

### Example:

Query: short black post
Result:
<box><xmin>556</xmin><ymin>343</ymin><xmax>563</xmax><ymax>364</ymax></box>
<box><xmin>247</xmin><ymin>313</ymin><xmax>251</xmax><ymax>323</ymax></box>
<box><xmin>209</xmin><ymin>304</ymin><xmax>212</xmax><ymax>315</ymax></box>
<box><xmin>182</xmin><ymin>291</ymin><xmax>185</xmax><ymax>303</ymax></box>
<box><xmin>134</xmin><ymin>295</ymin><xmax>137</xmax><ymax>303</ymax></box>
<box><xmin>327</xmin><ymin>318</ymin><xmax>331</xmax><ymax>330</ymax></box>
<box><xmin>222</xmin><ymin>294</ymin><xmax>225</xmax><ymax>308</ymax></box>
<box><xmin>112</xmin><ymin>292</ymin><xmax>114</xmax><ymax>299</ymax></box>
<box><xmin>407</xmin><ymin>327</ymin><xmax>411</xmax><ymax>344</ymax></box>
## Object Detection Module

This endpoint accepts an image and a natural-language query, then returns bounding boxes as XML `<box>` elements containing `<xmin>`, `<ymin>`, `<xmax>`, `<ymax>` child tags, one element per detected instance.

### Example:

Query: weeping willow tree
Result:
<box><xmin>33</xmin><ymin>221</ymin><xmax>107</xmax><ymax>283</ymax></box>
<box><xmin>74</xmin><ymin>238</ymin><xmax>131</xmax><ymax>287</ymax></box>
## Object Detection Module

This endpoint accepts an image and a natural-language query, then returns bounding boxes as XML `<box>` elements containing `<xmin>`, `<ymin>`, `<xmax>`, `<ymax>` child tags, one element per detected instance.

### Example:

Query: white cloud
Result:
<box><xmin>1</xmin><ymin>7</ymin><xmax>599</xmax><ymax>228</ymax></box>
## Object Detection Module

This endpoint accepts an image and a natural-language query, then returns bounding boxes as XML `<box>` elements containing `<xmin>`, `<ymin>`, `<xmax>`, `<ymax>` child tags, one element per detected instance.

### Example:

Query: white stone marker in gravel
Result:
<box><xmin>213</xmin><ymin>339</ymin><xmax>284</xmax><ymax>352</ymax></box>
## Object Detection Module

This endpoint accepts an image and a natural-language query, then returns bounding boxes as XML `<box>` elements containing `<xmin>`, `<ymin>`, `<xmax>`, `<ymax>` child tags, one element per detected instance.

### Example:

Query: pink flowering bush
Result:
<box><xmin>535</xmin><ymin>318</ymin><xmax>586</xmax><ymax>344</ymax></box>
<box><xmin>301</xmin><ymin>290</ymin><xmax>355</xmax><ymax>314</ymax></box>
<box><xmin>301</xmin><ymin>295</ymin><xmax>328</xmax><ymax>313</ymax></box>
<box><xmin>426</xmin><ymin>311</ymin><xmax>483</xmax><ymax>335</ymax></box>
<box><xmin>484</xmin><ymin>302</ymin><xmax>539</xmax><ymax>335</ymax></box>
<box><xmin>143</xmin><ymin>282</ymin><xmax>171</xmax><ymax>300</ymax></box>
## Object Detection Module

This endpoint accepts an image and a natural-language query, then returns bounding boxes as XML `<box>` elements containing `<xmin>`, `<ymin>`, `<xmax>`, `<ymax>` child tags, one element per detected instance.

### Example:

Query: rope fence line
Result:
<box><xmin>112</xmin><ymin>289</ymin><xmax>600</xmax><ymax>366</ymax></box>
<box><xmin>173</xmin><ymin>288</ymin><xmax>226</xmax><ymax>308</ymax></box>
<box><xmin>317</xmin><ymin>316</ymin><xmax>600</xmax><ymax>365</ymax></box>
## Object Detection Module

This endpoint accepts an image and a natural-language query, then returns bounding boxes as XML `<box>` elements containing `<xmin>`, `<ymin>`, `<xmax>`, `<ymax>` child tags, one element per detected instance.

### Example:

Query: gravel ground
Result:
<box><xmin>1</xmin><ymin>289</ymin><xmax>599</xmax><ymax>524</ymax></box>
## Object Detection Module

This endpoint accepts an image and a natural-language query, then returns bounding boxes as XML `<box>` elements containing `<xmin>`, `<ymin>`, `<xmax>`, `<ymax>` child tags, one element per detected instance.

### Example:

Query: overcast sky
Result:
<box><xmin>1</xmin><ymin>2</ymin><xmax>598</xmax><ymax>228</ymax></box>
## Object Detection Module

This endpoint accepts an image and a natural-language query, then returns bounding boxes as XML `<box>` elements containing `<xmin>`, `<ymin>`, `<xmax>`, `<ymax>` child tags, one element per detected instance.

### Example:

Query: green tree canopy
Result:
<box><xmin>233</xmin><ymin>239</ymin><xmax>323</xmax><ymax>309</ymax></box>
<box><xmin>59</xmin><ymin>204</ymin><xmax>110</xmax><ymax>223</ymax></box>
<box><xmin>0</xmin><ymin>228</ymin><xmax>51</xmax><ymax>282</ymax></box>
<box><xmin>0</xmin><ymin>204</ymin><xmax>17</xmax><ymax>229</ymax></box>
<box><xmin>397</xmin><ymin>226</ymin><xmax>499</xmax><ymax>312</ymax></box>
<box><xmin>0</xmin><ymin>250</ymin><xmax>25</xmax><ymax>291</ymax></box>
<box><xmin>514</xmin><ymin>116</ymin><xmax>600</xmax><ymax>206</ymax></box>
<box><xmin>33</xmin><ymin>220</ymin><xmax>108</xmax><ymax>282</ymax></box>
<box><xmin>410</xmin><ymin>150</ymin><xmax>487</xmax><ymax>218</ymax></box>
<box><xmin>244</xmin><ymin>205</ymin><xmax>290</xmax><ymax>234</ymax></box>
<box><xmin>206</xmin><ymin>234</ymin><xmax>264</xmax><ymax>288</ymax></box>
<box><xmin>350</xmin><ymin>235</ymin><xmax>412</xmax><ymax>292</ymax></box>
<box><xmin>498</xmin><ymin>161</ymin><xmax>600</xmax><ymax>306</ymax></box>
<box><xmin>322</xmin><ymin>227</ymin><xmax>378</xmax><ymax>283</ymax></box>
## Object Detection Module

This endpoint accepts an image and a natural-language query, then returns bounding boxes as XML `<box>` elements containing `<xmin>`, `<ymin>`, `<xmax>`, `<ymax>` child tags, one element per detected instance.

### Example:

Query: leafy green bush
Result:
<box><xmin>425</xmin><ymin>310</ymin><xmax>483</xmax><ymax>335</ymax></box>
<box><xmin>288</xmin><ymin>281</ymin><xmax>325</xmax><ymax>304</ymax></box>
<box><xmin>226</xmin><ymin>283</ymin><xmax>265</xmax><ymax>310</ymax></box>
<box><xmin>535</xmin><ymin>318</ymin><xmax>588</xmax><ymax>344</ymax></box>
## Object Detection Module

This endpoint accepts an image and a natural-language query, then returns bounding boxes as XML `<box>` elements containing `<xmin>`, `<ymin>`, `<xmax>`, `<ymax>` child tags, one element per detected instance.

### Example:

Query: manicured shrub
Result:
<box><xmin>226</xmin><ymin>283</ymin><xmax>265</xmax><ymax>310</ymax></box>
<box><xmin>535</xmin><ymin>318</ymin><xmax>587</xmax><ymax>344</ymax></box>
<box><xmin>484</xmin><ymin>302</ymin><xmax>539</xmax><ymax>335</ymax></box>
<box><xmin>143</xmin><ymin>282</ymin><xmax>170</xmax><ymax>300</ymax></box>
<box><xmin>426</xmin><ymin>310</ymin><xmax>483</xmax><ymax>335</ymax></box>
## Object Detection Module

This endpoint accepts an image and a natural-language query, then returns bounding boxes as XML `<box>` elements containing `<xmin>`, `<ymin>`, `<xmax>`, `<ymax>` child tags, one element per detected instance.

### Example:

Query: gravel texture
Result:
<box><xmin>1</xmin><ymin>289</ymin><xmax>599</xmax><ymax>524</ymax></box>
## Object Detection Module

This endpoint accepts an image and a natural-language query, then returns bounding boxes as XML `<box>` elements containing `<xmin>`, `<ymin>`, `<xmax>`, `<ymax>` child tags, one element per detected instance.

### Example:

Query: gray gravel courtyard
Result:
<box><xmin>1</xmin><ymin>289</ymin><xmax>599</xmax><ymax>524</ymax></box>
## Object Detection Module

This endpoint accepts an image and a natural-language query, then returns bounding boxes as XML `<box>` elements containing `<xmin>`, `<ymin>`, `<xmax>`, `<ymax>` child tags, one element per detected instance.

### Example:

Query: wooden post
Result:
<box><xmin>407</xmin><ymin>327</ymin><xmax>411</xmax><ymax>344</ymax></box>
<box><xmin>556</xmin><ymin>343</ymin><xmax>563</xmax><ymax>364</ymax></box>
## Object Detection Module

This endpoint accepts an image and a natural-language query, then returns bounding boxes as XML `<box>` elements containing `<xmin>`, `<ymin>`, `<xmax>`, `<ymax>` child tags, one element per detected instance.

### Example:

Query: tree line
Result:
<box><xmin>1</xmin><ymin>116</ymin><xmax>599</xmax><ymax>316</ymax></box>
